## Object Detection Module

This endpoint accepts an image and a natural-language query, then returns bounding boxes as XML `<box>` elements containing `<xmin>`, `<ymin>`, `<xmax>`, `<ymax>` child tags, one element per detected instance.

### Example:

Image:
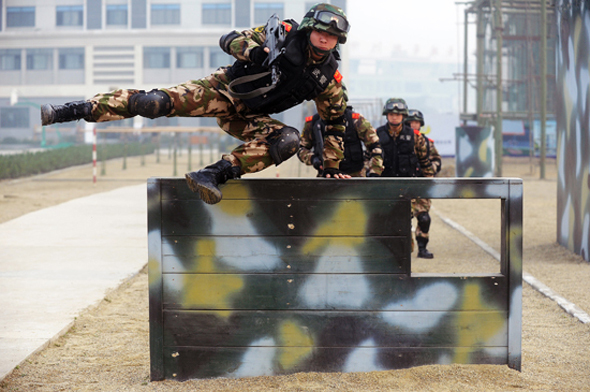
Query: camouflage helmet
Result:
<box><xmin>299</xmin><ymin>3</ymin><xmax>350</xmax><ymax>44</ymax></box>
<box><xmin>405</xmin><ymin>109</ymin><xmax>425</xmax><ymax>126</ymax></box>
<box><xmin>382</xmin><ymin>98</ymin><xmax>409</xmax><ymax>116</ymax></box>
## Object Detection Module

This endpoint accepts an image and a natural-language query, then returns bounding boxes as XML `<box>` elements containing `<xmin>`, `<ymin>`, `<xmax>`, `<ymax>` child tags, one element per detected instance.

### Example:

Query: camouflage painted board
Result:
<box><xmin>148</xmin><ymin>177</ymin><xmax>522</xmax><ymax>380</ymax></box>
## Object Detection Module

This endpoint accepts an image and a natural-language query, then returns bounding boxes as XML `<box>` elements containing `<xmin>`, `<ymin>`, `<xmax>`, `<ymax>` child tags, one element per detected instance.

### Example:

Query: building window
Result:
<box><xmin>151</xmin><ymin>4</ymin><xmax>180</xmax><ymax>25</ymax></box>
<box><xmin>254</xmin><ymin>3</ymin><xmax>283</xmax><ymax>25</ymax></box>
<box><xmin>0</xmin><ymin>50</ymin><xmax>21</xmax><ymax>71</ymax></box>
<box><xmin>107</xmin><ymin>4</ymin><xmax>128</xmax><ymax>26</ymax></box>
<box><xmin>176</xmin><ymin>47</ymin><xmax>203</xmax><ymax>68</ymax></box>
<box><xmin>7</xmin><ymin>7</ymin><xmax>36</xmax><ymax>28</ymax></box>
<box><xmin>59</xmin><ymin>48</ymin><xmax>85</xmax><ymax>69</ymax></box>
<box><xmin>209</xmin><ymin>47</ymin><xmax>232</xmax><ymax>69</ymax></box>
<box><xmin>202</xmin><ymin>3</ymin><xmax>231</xmax><ymax>25</ymax></box>
<box><xmin>56</xmin><ymin>5</ymin><xmax>84</xmax><ymax>26</ymax></box>
<box><xmin>26</xmin><ymin>49</ymin><xmax>53</xmax><ymax>70</ymax></box>
<box><xmin>0</xmin><ymin>108</ymin><xmax>29</xmax><ymax>128</ymax></box>
<box><xmin>144</xmin><ymin>47</ymin><xmax>170</xmax><ymax>68</ymax></box>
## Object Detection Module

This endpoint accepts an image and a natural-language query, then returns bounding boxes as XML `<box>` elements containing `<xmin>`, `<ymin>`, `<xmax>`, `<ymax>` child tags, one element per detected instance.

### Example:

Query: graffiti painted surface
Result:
<box><xmin>556</xmin><ymin>1</ymin><xmax>590</xmax><ymax>262</ymax></box>
<box><xmin>455</xmin><ymin>126</ymin><xmax>495</xmax><ymax>177</ymax></box>
<box><xmin>148</xmin><ymin>178</ymin><xmax>522</xmax><ymax>381</ymax></box>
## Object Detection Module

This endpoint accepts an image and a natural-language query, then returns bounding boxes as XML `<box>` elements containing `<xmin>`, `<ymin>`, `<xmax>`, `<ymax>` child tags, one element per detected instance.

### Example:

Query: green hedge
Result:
<box><xmin>0</xmin><ymin>143</ymin><xmax>155</xmax><ymax>180</ymax></box>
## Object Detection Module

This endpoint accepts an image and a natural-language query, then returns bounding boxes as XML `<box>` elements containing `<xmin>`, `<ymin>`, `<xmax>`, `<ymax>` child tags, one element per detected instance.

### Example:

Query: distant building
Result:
<box><xmin>0</xmin><ymin>0</ymin><xmax>348</xmax><ymax>142</ymax></box>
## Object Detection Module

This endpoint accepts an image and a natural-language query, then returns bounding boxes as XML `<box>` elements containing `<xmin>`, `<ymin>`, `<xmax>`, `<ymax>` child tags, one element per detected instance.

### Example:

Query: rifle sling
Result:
<box><xmin>228</xmin><ymin>71</ymin><xmax>276</xmax><ymax>100</ymax></box>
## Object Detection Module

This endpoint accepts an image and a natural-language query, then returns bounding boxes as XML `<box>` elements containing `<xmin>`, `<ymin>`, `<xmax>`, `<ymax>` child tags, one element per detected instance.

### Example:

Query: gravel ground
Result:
<box><xmin>0</xmin><ymin>153</ymin><xmax>589</xmax><ymax>392</ymax></box>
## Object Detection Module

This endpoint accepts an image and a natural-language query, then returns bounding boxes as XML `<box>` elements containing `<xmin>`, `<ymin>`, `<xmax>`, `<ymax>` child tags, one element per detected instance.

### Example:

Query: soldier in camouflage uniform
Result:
<box><xmin>406</xmin><ymin>109</ymin><xmax>442</xmax><ymax>259</ymax></box>
<box><xmin>375</xmin><ymin>99</ymin><xmax>435</xmax><ymax>257</ymax></box>
<box><xmin>41</xmin><ymin>3</ymin><xmax>351</xmax><ymax>204</ymax></box>
<box><xmin>298</xmin><ymin>105</ymin><xmax>383</xmax><ymax>177</ymax></box>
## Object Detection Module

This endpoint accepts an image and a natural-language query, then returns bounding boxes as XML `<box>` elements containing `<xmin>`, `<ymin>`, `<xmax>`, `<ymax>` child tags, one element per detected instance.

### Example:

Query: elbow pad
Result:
<box><xmin>219</xmin><ymin>30</ymin><xmax>241</xmax><ymax>54</ymax></box>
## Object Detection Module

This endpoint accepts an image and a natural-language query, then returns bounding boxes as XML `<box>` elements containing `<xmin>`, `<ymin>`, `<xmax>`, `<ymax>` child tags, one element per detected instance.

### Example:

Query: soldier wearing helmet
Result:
<box><xmin>376</xmin><ymin>99</ymin><xmax>434</xmax><ymax>178</ymax></box>
<box><xmin>404</xmin><ymin>109</ymin><xmax>442</xmax><ymax>259</ymax></box>
<box><xmin>40</xmin><ymin>3</ymin><xmax>351</xmax><ymax>204</ymax></box>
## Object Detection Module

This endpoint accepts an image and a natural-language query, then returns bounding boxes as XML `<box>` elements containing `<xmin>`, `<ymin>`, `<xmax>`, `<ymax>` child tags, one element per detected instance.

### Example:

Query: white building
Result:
<box><xmin>0</xmin><ymin>0</ymin><xmax>348</xmax><ymax>142</ymax></box>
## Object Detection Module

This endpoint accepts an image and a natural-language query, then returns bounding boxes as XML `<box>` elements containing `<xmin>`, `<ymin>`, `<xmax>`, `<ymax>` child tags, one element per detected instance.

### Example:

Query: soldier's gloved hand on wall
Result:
<box><xmin>322</xmin><ymin>167</ymin><xmax>351</xmax><ymax>179</ymax></box>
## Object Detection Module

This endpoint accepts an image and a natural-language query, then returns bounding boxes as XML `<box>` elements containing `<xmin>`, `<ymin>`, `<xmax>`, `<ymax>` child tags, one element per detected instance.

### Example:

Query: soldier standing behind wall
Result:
<box><xmin>375</xmin><ymin>99</ymin><xmax>435</xmax><ymax>257</ymax></box>
<box><xmin>298</xmin><ymin>105</ymin><xmax>384</xmax><ymax>177</ymax></box>
<box><xmin>406</xmin><ymin>109</ymin><xmax>442</xmax><ymax>259</ymax></box>
<box><xmin>40</xmin><ymin>3</ymin><xmax>352</xmax><ymax>204</ymax></box>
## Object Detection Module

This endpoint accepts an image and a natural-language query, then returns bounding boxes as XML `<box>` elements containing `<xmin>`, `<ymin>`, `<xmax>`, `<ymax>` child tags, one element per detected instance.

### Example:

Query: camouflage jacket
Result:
<box><xmin>299</xmin><ymin>110</ymin><xmax>384</xmax><ymax>176</ymax></box>
<box><xmin>224</xmin><ymin>20</ymin><xmax>347</xmax><ymax>170</ymax></box>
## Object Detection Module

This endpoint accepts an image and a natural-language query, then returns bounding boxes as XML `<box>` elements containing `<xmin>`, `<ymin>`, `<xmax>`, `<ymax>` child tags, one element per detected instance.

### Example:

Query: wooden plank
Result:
<box><xmin>162</xmin><ymin>274</ymin><xmax>508</xmax><ymax>311</ymax></box>
<box><xmin>162</xmin><ymin>310</ymin><xmax>508</xmax><ymax>348</ymax></box>
<box><xmin>161</xmin><ymin>346</ymin><xmax>508</xmax><ymax>380</ymax></box>
<box><xmin>159</xmin><ymin>178</ymin><xmax>514</xmax><ymax>202</ymax></box>
<box><xmin>161</xmin><ymin>236</ymin><xmax>410</xmax><ymax>274</ymax></box>
<box><xmin>161</xmin><ymin>199</ymin><xmax>411</xmax><ymax>236</ymax></box>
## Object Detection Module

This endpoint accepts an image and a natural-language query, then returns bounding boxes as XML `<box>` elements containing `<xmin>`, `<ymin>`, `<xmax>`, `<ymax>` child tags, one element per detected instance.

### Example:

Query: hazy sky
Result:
<box><xmin>346</xmin><ymin>0</ymin><xmax>466</xmax><ymax>61</ymax></box>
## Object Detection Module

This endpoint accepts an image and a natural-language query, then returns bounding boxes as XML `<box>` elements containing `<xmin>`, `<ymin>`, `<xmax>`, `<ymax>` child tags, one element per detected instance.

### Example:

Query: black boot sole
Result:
<box><xmin>417</xmin><ymin>252</ymin><xmax>434</xmax><ymax>259</ymax></box>
<box><xmin>185</xmin><ymin>173</ymin><xmax>222</xmax><ymax>205</ymax></box>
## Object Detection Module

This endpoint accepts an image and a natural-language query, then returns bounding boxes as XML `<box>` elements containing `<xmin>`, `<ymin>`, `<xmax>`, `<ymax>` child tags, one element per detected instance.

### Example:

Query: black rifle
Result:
<box><xmin>311</xmin><ymin>118</ymin><xmax>324</xmax><ymax>173</ymax></box>
<box><xmin>228</xmin><ymin>13</ymin><xmax>287</xmax><ymax>99</ymax></box>
<box><xmin>263</xmin><ymin>13</ymin><xmax>287</xmax><ymax>85</ymax></box>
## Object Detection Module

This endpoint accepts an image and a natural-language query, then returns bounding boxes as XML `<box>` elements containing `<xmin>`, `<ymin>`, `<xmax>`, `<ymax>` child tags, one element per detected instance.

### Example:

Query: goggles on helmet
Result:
<box><xmin>305</xmin><ymin>10</ymin><xmax>350</xmax><ymax>33</ymax></box>
<box><xmin>385</xmin><ymin>101</ymin><xmax>407</xmax><ymax>112</ymax></box>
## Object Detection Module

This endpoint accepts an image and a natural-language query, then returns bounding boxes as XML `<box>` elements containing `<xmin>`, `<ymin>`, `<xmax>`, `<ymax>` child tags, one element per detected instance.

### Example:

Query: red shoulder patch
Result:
<box><xmin>429</xmin><ymin>138</ymin><xmax>434</xmax><ymax>143</ymax></box>
<box><xmin>305</xmin><ymin>116</ymin><xmax>314</xmax><ymax>122</ymax></box>
<box><xmin>281</xmin><ymin>21</ymin><xmax>292</xmax><ymax>32</ymax></box>
<box><xmin>414</xmin><ymin>129</ymin><xmax>421</xmax><ymax>135</ymax></box>
<box><xmin>334</xmin><ymin>70</ymin><xmax>343</xmax><ymax>83</ymax></box>
<box><xmin>352</xmin><ymin>113</ymin><xmax>360</xmax><ymax>119</ymax></box>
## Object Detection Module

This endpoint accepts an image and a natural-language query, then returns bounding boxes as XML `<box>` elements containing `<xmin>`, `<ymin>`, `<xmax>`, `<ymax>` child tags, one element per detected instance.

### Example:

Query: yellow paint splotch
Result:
<box><xmin>453</xmin><ymin>283</ymin><xmax>506</xmax><ymax>364</ymax></box>
<box><xmin>302</xmin><ymin>200</ymin><xmax>367</xmax><ymax>253</ymax></box>
<box><xmin>277</xmin><ymin>320</ymin><xmax>314</xmax><ymax>370</ymax></box>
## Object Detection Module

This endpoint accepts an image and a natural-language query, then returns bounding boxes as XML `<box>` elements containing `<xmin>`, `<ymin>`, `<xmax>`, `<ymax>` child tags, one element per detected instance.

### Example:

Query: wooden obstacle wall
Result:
<box><xmin>147</xmin><ymin>178</ymin><xmax>522</xmax><ymax>381</ymax></box>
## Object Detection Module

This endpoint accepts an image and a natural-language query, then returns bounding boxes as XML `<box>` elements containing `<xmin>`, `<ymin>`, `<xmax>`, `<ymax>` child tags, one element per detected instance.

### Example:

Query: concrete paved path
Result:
<box><xmin>0</xmin><ymin>184</ymin><xmax>148</xmax><ymax>381</ymax></box>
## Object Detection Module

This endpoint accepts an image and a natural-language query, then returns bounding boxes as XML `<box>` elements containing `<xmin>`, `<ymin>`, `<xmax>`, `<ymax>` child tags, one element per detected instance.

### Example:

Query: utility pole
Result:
<box><xmin>495</xmin><ymin>0</ymin><xmax>503</xmax><ymax>176</ymax></box>
<box><xmin>540</xmin><ymin>0</ymin><xmax>547</xmax><ymax>179</ymax></box>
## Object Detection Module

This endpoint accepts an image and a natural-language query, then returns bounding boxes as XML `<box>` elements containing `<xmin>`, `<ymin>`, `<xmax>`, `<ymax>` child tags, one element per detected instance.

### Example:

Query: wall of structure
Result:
<box><xmin>147</xmin><ymin>178</ymin><xmax>523</xmax><ymax>380</ymax></box>
<box><xmin>555</xmin><ymin>1</ymin><xmax>590</xmax><ymax>262</ymax></box>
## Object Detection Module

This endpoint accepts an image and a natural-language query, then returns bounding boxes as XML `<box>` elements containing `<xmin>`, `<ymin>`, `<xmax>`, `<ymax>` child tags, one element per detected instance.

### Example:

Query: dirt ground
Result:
<box><xmin>1</xmin><ymin>152</ymin><xmax>589</xmax><ymax>392</ymax></box>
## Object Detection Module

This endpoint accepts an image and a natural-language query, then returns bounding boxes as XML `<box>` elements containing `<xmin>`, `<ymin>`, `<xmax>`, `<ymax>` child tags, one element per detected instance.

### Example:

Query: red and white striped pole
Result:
<box><xmin>92</xmin><ymin>127</ymin><xmax>97</xmax><ymax>184</ymax></box>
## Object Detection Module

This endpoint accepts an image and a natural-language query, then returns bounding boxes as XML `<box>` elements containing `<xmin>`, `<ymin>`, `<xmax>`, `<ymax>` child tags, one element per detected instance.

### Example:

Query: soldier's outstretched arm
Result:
<box><xmin>314</xmin><ymin>79</ymin><xmax>350</xmax><ymax>179</ymax></box>
<box><xmin>297</xmin><ymin>121</ymin><xmax>315</xmax><ymax>165</ymax></box>
<box><xmin>355</xmin><ymin>114</ymin><xmax>384</xmax><ymax>176</ymax></box>
<box><xmin>415</xmin><ymin>133</ymin><xmax>435</xmax><ymax>177</ymax></box>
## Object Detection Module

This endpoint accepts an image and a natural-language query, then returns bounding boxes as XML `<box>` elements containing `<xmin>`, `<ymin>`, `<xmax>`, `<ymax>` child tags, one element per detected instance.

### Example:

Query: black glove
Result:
<box><xmin>367</xmin><ymin>173</ymin><xmax>380</xmax><ymax>177</ymax></box>
<box><xmin>249</xmin><ymin>46</ymin><xmax>268</xmax><ymax>66</ymax></box>
<box><xmin>322</xmin><ymin>167</ymin><xmax>344</xmax><ymax>178</ymax></box>
<box><xmin>311</xmin><ymin>156</ymin><xmax>323</xmax><ymax>171</ymax></box>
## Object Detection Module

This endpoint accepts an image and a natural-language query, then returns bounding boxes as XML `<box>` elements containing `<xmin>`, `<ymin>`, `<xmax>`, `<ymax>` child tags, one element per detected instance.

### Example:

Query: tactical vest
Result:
<box><xmin>227</xmin><ymin>22</ymin><xmax>340</xmax><ymax>114</ymax></box>
<box><xmin>377</xmin><ymin>123</ymin><xmax>421</xmax><ymax>177</ymax></box>
<box><xmin>309</xmin><ymin>108</ymin><xmax>364</xmax><ymax>174</ymax></box>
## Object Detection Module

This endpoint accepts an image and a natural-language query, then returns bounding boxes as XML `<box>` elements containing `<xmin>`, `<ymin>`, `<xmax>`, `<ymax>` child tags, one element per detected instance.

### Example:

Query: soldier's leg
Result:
<box><xmin>414</xmin><ymin>198</ymin><xmax>433</xmax><ymax>258</ymax></box>
<box><xmin>42</xmin><ymin>68</ymin><xmax>234</xmax><ymax>125</ymax></box>
<box><xmin>185</xmin><ymin>115</ymin><xmax>300</xmax><ymax>205</ymax></box>
<box><xmin>217</xmin><ymin>114</ymin><xmax>300</xmax><ymax>174</ymax></box>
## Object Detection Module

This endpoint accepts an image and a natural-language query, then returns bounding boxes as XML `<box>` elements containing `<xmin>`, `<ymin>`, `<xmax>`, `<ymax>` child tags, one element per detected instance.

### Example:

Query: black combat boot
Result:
<box><xmin>185</xmin><ymin>159</ymin><xmax>241</xmax><ymax>205</ymax></box>
<box><xmin>41</xmin><ymin>101</ymin><xmax>93</xmax><ymax>126</ymax></box>
<box><xmin>417</xmin><ymin>237</ymin><xmax>434</xmax><ymax>259</ymax></box>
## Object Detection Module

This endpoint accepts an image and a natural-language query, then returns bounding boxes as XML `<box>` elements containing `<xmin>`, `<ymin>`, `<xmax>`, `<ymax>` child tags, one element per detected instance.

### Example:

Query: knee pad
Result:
<box><xmin>267</xmin><ymin>126</ymin><xmax>300</xmax><ymax>165</ymax></box>
<box><xmin>128</xmin><ymin>89</ymin><xmax>172</xmax><ymax>119</ymax></box>
<box><xmin>417</xmin><ymin>212</ymin><xmax>431</xmax><ymax>233</ymax></box>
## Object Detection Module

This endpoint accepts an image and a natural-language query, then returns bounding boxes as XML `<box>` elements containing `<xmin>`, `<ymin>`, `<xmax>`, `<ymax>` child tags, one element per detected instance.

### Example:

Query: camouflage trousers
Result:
<box><xmin>87</xmin><ymin>68</ymin><xmax>289</xmax><ymax>175</ymax></box>
<box><xmin>411</xmin><ymin>198</ymin><xmax>432</xmax><ymax>240</ymax></box>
